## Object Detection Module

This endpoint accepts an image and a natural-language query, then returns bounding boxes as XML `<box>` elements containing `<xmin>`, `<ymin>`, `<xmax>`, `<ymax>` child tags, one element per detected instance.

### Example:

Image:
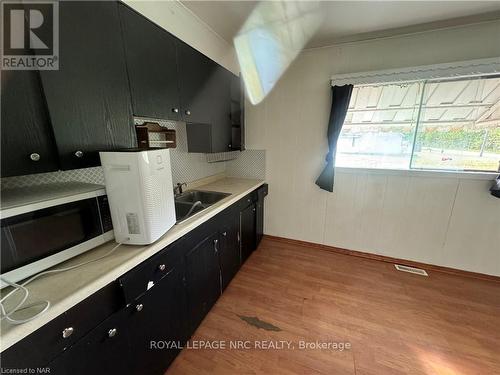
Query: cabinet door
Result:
<box><xmin>240</xmin><ymin>203</ymin><xmax>256</xmax><ymax>264</ymax></box>
<box><xmin>1</xmin><ymin>70</ymin><xmax>59</xmax><ymax>177</ymax></box>
<box><xmin>185</xmin><ymin>231</ymin><xmax>221</xmax><ymax>334</ymax></box>
<box><xmin>49</xmin><ymin>308</ymin><xmax>131</xmax><ymax>375</ymax></box>
<box><xmin>119</xmin><ymin>4</ymin><xmax>180</xmax><ymax>120</ymax></box>
<box><xmin>127</xmin><ymin>263</ymin><xmax>188</xmax><ymax>375</ymax></box>
<box><xmin>256</xmin><ymin>199</ymin><xmax>264</xmax><ymax>248</ymax></box>
<box><xmin>219</xmin><ymin>215</ymin><xmax>241</xmax><ymax>290</ymax></box>
<box><xmin>177</xmin><ymin>40</ymin><xmax>215</xmax><ymax>125</ymax></box>
<box><xmin>210</xmin><ymin>66</ymin><xmax>232</xmax><ymax>153</ymax></box>
<box><xmin>230</xmin><ymin>74</ymin><xmax>245</xmax><ymax>151</ymax></box>
<box><xmin>40</xmin><ymin>1</ymin><xmax>135</xmax><ymax>170</ymax></box>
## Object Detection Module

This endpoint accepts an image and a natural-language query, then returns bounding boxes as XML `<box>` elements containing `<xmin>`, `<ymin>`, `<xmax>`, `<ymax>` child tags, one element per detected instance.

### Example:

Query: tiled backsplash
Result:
<box><xmin>226</xmin><ymin>149</ymin><xmax>266</xmax><ymax>180</ymax></box>
<box><xmin>1</xmin><ymin>119</ymin><xmax>265</xmax><ymax>190</ymax></box>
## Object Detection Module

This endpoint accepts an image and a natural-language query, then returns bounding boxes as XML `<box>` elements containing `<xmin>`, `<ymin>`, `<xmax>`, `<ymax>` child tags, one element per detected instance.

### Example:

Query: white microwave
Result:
<box><xmin>0</xmin><ymin>182</ymin><xmax>114</xmax><ymax>288</ymax></box>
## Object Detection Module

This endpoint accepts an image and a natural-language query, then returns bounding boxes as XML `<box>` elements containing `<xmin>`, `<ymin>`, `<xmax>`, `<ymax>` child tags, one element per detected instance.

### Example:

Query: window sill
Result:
<box><xmin>335</xmin><ymin>167</ymin><xmax>498</xmax><ymax>181</ymax></box>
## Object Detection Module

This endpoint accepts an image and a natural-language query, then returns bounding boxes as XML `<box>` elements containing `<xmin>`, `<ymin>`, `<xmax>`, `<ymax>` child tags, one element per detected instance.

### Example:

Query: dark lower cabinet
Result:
<box><xmin>184</xmin><ymin>231</ymin><xmax>221</xmax><ymax>335</ymax></box>
<box><xmin>127</xmin><ymin>263</ymin><xmax>188</xmax><ymax>375</ymax></box>
<box><xmin>256</xmin><ymin>185</ymin><xmax>267</xmax><ymax>247</ymax></box>
<box><xmin>49</xmin><ymin>308</ymin><xmax>131</xmax><ymax>375</ymax></box>
<box><xmin>219</xmin><ymin>212</ymin><xmax>241</xmax><ymax>290</ymax></box>
<box><xmin>39</xmin><ymin>1</ymin><xmax>135</xmax><ymax>170</ymax></box>
<box><xmin>240</xmin><ymin>203</ymin><xmax>256</xmax><ymax>263</ymax></box>
<box><xmin>1</xmin><ymin>70</ymin><xmax>59</xmax><ymax>177</ymax></box>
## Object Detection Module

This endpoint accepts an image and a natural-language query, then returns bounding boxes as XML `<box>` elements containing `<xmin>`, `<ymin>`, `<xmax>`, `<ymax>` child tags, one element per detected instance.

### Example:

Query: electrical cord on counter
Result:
<box><xmin>0</xmin><ymin>241</ymin><xmax>125</xmax><ymax>325</ymax></box>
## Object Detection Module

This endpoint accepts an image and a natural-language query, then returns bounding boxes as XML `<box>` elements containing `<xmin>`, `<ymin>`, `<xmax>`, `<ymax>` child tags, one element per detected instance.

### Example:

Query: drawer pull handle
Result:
<box><xmin>108</xmin><ymin>328</ymin><xmax>117</xmax><ymax>338</ymax></box>
<box><xmin>136</xmin><ymin>304</ymin><xmax>143</xmax><ymax>312</ymax></box>
<box><xmin>158</xmin><ymin>264</ymin><xmax>166</xmax><ymax>272</ymax></box>
<box><xmin>213</xmin><ymin>239</ymin><xmax>219</xmax><ymax>254</ymax></box>
<box><xmin>30</xmin><ymin>153</ymin><xmax>40</xmax><ymax>161</ymax></box>
<box><xmin>62</xmin><ymin>327</ymin><xmax>74</xmax><ymax>339</ymax></box>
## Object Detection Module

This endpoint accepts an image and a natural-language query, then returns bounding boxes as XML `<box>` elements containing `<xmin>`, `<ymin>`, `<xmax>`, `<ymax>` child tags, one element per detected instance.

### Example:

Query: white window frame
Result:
<box><xmin>330</xmin><ymin>57</ymin><xmax>500</xmax><ymax>179</ymax></box>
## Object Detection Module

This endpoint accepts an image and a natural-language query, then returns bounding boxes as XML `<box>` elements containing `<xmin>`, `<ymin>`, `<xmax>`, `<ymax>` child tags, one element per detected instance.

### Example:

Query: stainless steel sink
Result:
<box><xmin>174</xmin><ymin>190</ymin><xmax>231</xmax><ymax>223</ymax></box>
<box><xmin>175</xmin><ymin>190</ymin><xmax>231</xmax><ymax>205</ymax></box>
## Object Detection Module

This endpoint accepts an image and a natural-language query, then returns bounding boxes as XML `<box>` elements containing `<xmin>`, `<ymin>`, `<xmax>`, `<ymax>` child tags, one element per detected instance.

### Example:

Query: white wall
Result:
<box><xmin>123</xmin><ymin>1</ymin><xmax>239</xmax><ymax>74</ymax></box>
<box><xmin>246</xmin><ymin>20</ymin><xmax>500</xmax><ymax>276</ymax></box>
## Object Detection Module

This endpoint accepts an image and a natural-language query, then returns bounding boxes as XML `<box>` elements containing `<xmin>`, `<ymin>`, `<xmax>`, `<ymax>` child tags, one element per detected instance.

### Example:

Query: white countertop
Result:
<box><xmin>0</xmin><ymin>177</ymin><xmax>265</xmax><ymax>352</ymax></box>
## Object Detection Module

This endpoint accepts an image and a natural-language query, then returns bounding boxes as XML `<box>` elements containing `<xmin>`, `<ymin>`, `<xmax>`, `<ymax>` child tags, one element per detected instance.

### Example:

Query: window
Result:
<box><xmin>336</xmin><ymin>75</ymin><xmax>500</xmax><ymax>173</ymax></box>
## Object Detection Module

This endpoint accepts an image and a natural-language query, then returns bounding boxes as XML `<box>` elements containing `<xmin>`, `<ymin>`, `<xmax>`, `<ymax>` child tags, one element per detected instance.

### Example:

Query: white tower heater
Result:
<box><xmin>99</xmin><ymin>149</ymin><xmax>176</xmax><ymax>245</ymax></box>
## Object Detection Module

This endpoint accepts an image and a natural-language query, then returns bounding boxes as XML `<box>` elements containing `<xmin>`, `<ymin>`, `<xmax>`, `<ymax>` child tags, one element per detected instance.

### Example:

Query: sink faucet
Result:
<box><xmin>174</xmin><ymin>182</ymin><xmax>187</xmax><ymax>197</ymax></box>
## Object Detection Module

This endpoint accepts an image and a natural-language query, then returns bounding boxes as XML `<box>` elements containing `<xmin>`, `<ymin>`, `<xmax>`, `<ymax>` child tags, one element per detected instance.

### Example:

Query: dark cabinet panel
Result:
<box><xmin>209</xmin><ymin>66</ymin><xmax>232</xmax><ymax>152</ymax></box>
<box><xmin>230</xmin><ymin>74</ymin><xmax>245</xmax><ymax>151</ymax></box>
<box><xmin>39</xmin><ymin>1</ymin><xmax>135</xmax><ymax>170</ymax></box>
<box><xmin>240</xmin><ymin>203</ymin><xmax>256</xmax><ymax>263</ymax></box>
<box><xmin>219</xmin><ymin>213</ymin><xmax>241</xmax><ymax>290</ymax></box>
<box><xmin>1</xmin><ymin>70</ymin><xmax>59</xmax><ymax>177</ymax></box>
<box><xmin>128</xmin><ymin>263</ymin><xmax>187</xmax><ymax>375</ymax></box>
<box><xmin>177</xmin><ymin>40</ymin><xmax>215</xmax><ymax>125</ymax></box>
<box><xmin>184</xmin><ymin>231</ymin><xmax>221</xmax><ymax>334</ymax></box>
<box><xmin>119</xmin><ymin>238</ymin><xmax>185</xmax><ymax>304</ymax></box>
<box><xmin>256</xmin><ymin>184</ymin><xmax>268</xmax><ymax>247</ymax></box>
<box><xmin>183</xmin><ymin>60</ymin><xmax>234</xmax><ymax>153</ymax></box>
<box><xmin>1</xmin><ymin>282</ymin><xmax>123</xmax><ymax>371</ymax></box>
<box><xmin>49</xmin><ymin>308</ymin><xmax>131</xmax><ymax>375</ymax></box>
<box><xmin>119</xmin><ymin>3</ymin><xmax>180</xmax><ymax>120</ymax></box>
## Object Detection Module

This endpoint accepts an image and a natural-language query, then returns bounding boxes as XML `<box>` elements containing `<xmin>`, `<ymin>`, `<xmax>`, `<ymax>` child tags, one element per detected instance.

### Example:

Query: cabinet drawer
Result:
<box><xmin>119</xmin><ymin>238</ymin><xmax>186</xmax><ymax>303</ymax></box>
<box><xmin>48</xmin><ymin>307</ymin><xmax>131</xmax><ymax>375</ymax></box>
<box><xmin>237</xmin><ymin>191</ymin><xmax>258</xmax><ymax>210</ymax></box>
<box><xmin>1</xmin><ymin>282</ymin><xmax>123</xmax><ymax>369</ymax></box>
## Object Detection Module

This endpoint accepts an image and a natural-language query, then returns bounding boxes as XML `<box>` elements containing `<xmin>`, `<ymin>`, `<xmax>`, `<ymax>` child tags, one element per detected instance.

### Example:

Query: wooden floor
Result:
<box><xmin>168</xmin><ymin>237</ymin><xmax>500</xmax><ymax>374</ymax></box>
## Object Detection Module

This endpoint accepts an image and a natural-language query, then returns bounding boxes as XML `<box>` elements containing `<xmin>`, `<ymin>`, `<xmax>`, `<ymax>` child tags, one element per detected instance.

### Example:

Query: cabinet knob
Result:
<box><xmin>62</xmin><ymin>327</ymin><xmax>74</xmax><ymax>339</ymax></box>
<box><xmin>136</xmin><ymin>304</ymin><xmax>143</xmax><ymax>312</ymax></box>
<box><xmin>222</xmin><ymin>231</ymin><xmax>227</xmax><ymax>237</ymax></box>
<box><xmin>228</xmin><ymin>144</ymin><xmax>232</xmax><ymax>149</ymax></box>
<box><xmin>30</xmin><ymin>153</ymin><xmax>41</xmax><ymax>162</ymax></box>
<box><xmin>158</xmin><ymin>264</ymin><xmax>166</xmax><ymax>272</ymax></box>
<box><xmin>253</xmin><ymin>208</ymin><xmax>256</xmax><ymax>212</ymax></box>
<box><xmin>74</xmin><ymin>150</ymin><xmax>83</xmax><ymax>158</ymax></box>
<box><xmin>108</xmin><ymin>328</ymin><xmax>117</xmax><ymax>338</ymax></box>
<box><xmin>247</xmin><ymin>198</ymin><xmax>251</xmax><ymax>203</ymax></box>
<box><xmin>172</xmin><ymin>108</ymin><xmax>179</xmax><ymax>113</ymax></box>
<box><xmin>185</xmin><ymin>110</ymin><xmax>191</xmax><ymax>116</ymax></box>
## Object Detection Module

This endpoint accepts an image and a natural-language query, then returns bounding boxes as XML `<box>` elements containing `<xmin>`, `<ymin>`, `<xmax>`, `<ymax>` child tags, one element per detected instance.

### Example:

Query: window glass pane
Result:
<box><xmin>336</xmin><ymin>82</ymin><xmax>423</xmax><ymax>169</ymax></box>
<box><xmin>411</xmin><ymin>76</ymin><xmax>500</xmax><ymax>172</ymax></box>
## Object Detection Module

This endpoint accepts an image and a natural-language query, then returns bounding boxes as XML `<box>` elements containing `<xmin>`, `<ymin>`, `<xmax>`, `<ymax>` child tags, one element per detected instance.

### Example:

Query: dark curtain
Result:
<box><xmin>315</xmin><ymin>84</ymin><xmax>354</xmax><ymax>192</ymax></box>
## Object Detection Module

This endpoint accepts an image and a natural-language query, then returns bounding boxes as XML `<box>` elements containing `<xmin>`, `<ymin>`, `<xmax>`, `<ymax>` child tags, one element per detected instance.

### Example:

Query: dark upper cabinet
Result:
<box><xmin>230</xmin><ymin>74</ymin><xmax>245</xmax><ymax>151</ymax></box>
<box><xmin>210</xmin><ymin>66</ymin><xmax>233</xmax><ymax>152</ymax></box>
<box><xmin>118</xmin><ymin>3</ymin><xmax>180</xmax><ymax>121</ymax></box>
<box><xmin>184</xmin><ymin>231</ymin><xmax>221</xmax><ymax>334</ymax></box>
<box><xmin>39</xmin><ymin>1</ymin><xmax>135</xmax><ymax>170</ymax></box>
<box><xmin>240</xmin><ymin>203</ymin><xmax>256</xmax><ymax>264</ymax></box>
<box><xmin>177</xmin><ymin>40</ymin><xmax>215</xmax><ymax>125</ymax></box>
<box><xmin>184</xmin><ymin>63</ymin><xmax>234</xmax><ymax>153</ymax></box>
<box><xmin>0</xmin><ymin>70</ymin><xmax>59</xmax><ymax>177</ymax></box>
